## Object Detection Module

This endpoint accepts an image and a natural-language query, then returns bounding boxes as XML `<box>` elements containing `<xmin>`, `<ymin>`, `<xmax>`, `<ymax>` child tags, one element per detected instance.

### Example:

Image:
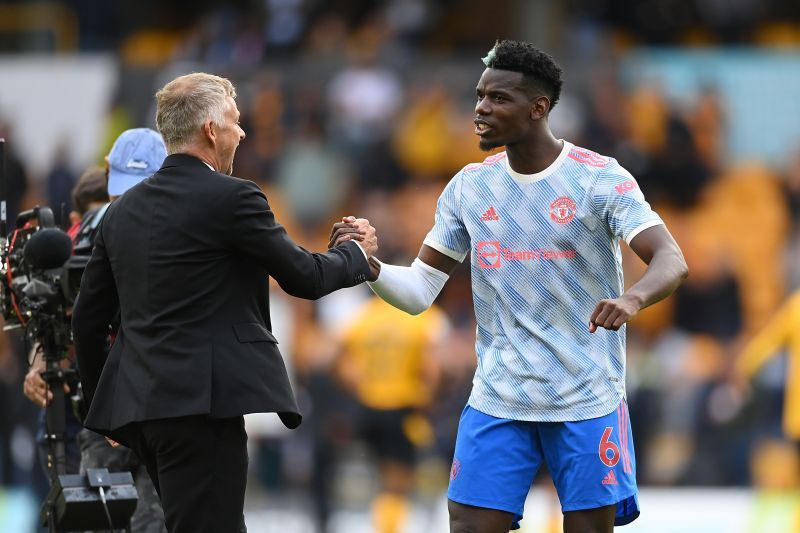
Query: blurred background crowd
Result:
<box><xmin>1</xmin><ymin>0</ymin><xmax>800</xmax><ymax>531</ymax></box>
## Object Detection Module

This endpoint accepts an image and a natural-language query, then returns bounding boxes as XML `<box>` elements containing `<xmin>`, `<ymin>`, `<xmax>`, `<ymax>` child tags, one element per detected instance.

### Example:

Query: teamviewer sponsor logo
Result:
<box><xmin>476</xmin><ymin>241</ymin><xmax>577</xmax><ymax>269</ymax></box>
<box><xmin>477</xmin><ymin>241</ymin><xmax>502</xmax><ymax>268</ymax></box>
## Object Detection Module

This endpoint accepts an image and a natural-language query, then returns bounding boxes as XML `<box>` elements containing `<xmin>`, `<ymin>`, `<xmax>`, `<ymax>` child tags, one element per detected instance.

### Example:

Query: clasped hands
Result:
<box><xmin>328</xmin><ymin>216</ymin><xmax>381</xmax><ymax>281</ymax></box>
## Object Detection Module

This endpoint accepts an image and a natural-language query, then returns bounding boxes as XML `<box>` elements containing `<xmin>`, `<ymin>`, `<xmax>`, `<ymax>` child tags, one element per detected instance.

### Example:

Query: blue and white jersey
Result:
<box><xmin>424</xmin><ymin>141</ymin><xmax>663</xmax><ymax>422</ymax></box>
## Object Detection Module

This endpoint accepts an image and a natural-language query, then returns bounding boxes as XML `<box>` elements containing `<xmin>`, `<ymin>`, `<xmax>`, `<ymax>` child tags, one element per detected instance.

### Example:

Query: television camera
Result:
<box><xmin>0</xmin><ymin>139</ymin><xmax>136</xmax><ymax>531</ymax></box>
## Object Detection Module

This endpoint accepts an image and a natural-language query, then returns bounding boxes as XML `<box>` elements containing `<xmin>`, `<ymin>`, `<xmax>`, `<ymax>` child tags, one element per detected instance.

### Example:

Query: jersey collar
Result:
<box><xmin>504</xmin><ymin>140</ymin><xmax>572</xmax><ymax>184</ymax></box>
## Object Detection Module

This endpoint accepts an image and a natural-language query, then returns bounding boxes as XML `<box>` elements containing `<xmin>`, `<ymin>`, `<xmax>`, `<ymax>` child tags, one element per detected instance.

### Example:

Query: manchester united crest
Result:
<box><xmin>450</xmin><ymin>458</ymin><xmax>461</xmax><ymax>480</ymax></box>
<box><xmin>549</xmin><ymin>196</ymin><xmax>577</xmax><ymax>225</ymax></box>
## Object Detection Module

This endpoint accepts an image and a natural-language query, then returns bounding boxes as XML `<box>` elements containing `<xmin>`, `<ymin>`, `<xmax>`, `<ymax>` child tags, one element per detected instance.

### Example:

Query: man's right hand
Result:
<box><xmin>23</xmin><ymin>359</ymin><xmax>70</xmax><ymax>408</ymax></box>
<box><xmin>23</xmin><ymin>363</ymin><xmax>51</xmax><ymax>408</ymax></box>
<box><xmin>352</xmin><ymin>217</ymin><xmax>378</xmax><ymax>257</ymax></box>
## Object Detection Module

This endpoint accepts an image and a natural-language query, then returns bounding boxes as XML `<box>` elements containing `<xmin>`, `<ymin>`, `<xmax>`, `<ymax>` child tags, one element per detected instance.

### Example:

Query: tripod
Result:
<box><xmin>34</xmin><ymin>311</ymin><xmax>137</xmax><ymax>532</ymax></box>
<box><xmin>38</xmin><ymin>316</ymin><xmax>76</xmax><ymax>531</ymax></box>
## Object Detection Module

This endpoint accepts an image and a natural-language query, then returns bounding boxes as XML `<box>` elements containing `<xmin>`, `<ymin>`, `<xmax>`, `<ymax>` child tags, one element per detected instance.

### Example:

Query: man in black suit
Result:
<box><xmin>72</xmin><ymin>72</ymin><xmax>377</xmax><ymax>533</ymax></box>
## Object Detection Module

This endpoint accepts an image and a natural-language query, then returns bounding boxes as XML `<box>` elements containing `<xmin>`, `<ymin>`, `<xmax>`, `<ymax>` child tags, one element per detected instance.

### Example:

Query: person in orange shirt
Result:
<box><xmin>336</xmin><ymin>296</ymin><xmax>448</xmax><ymax>533</ymax></box>
<box><xmin>736</xmin><ymin>291</ymin><xmax>800</xmax><ymax>439</ymax></box>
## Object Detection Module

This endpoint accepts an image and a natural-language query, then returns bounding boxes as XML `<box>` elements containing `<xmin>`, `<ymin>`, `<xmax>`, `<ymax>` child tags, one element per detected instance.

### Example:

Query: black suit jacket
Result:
<box><xmin>72</xmin><ymin>154</ymin><xmax>371</xmax><ymax>442</ymax></box>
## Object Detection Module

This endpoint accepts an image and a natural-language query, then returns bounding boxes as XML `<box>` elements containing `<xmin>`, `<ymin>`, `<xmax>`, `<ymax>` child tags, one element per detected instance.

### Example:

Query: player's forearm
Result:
<box><xmin>367</xmin><ymin>258</ymin><xmax>449</xmax><ymax>315</ymax></box>
<box><xmin>623</xmin><ymin>246</ymin><xmax>688</xmax><ymax>310</ymax></box>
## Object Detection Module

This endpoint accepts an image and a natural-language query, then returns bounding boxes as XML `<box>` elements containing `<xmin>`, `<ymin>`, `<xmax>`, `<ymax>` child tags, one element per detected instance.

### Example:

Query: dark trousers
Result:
<box><xmin>78</xmin><ymin>428</ymin><xmax>167</xmax><ymax>533</ymax></box>
<box><xmin>119</xmin><ymin>415</ymin><xmax>248</xmax><ymax>533</ymax></box>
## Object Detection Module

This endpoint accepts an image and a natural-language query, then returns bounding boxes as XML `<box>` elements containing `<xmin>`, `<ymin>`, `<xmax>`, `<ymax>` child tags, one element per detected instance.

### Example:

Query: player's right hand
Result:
<box><xmin>329</xmin><ymin>216</ymin><xmax>378</xmax><ymax>258</ymax></box>
<box><xmin>328</xmin><ymin>216</ymin><xmax>365</xmax><ymax>248</ymax></box>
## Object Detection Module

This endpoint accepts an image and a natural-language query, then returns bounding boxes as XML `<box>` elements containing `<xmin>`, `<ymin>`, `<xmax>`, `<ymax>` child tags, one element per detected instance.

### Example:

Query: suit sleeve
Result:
<box><xmin>72</xmin><ymin>222</ymin><xmax>119</xmax><ymax>411</ymax></box>
<box><xmin>228</xmin><ymin>180</ymin><xmax>372</xmax><ymax>299</ymax></box>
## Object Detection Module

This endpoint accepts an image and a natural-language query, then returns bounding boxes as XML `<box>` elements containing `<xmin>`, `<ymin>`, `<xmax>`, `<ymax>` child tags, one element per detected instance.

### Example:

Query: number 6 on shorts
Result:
<box><xmin>598</xmin><ymin>426</ymin><xmax>620</xmax><ymax>467</ymax></box>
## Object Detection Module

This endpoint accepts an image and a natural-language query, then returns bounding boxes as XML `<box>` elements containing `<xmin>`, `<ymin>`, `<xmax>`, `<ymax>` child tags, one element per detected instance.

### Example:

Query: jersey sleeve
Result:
<box><xmin>592</xmin><ymin>160</ymin><xmax>663</xmax><ymax>244</ymax></box>
<box><xmin>423</xmin><ymin>173</ymin><xmax>470</xmax><ymax>262</ymax></box>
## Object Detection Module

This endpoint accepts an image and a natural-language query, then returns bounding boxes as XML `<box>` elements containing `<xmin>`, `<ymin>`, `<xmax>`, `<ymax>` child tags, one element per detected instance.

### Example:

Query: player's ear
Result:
<box><xmin>530</xmin><ymin>95</ymin><xmax>550</xmax><ymax>120</ymax></box>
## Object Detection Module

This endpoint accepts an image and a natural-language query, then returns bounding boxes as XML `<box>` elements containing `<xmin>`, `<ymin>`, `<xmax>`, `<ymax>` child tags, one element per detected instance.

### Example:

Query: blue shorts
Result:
<box><xmin>447</xmin><ymin>401</ymin><xmax>640</xmax><ymax>529</ymax></box>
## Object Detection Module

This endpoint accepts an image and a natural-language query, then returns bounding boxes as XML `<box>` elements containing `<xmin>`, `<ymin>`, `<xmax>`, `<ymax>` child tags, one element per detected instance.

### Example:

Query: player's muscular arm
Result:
<box><xmin>363</xmin><ymin>245</ymin><xmax>458</xmax><ymax>279</ymax></box>
<box><xmin>366</xmin><ymin>245</ymin><xmax>458</xmax><ymax>315</ymax></box>
<box><xmin>418</xmin><ymin>245</ymin><xmax>460</xmax><ymax>275</ymax></box>
<box><xmin>589</xmin><ymin>225</ymin><xmax>688</xmax><ymax>333</ymax></box>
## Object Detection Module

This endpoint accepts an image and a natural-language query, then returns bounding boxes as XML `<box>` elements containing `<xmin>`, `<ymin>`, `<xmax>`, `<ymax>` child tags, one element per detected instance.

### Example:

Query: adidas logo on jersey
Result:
<box><xmin>601</xmin><ymin>470</ymin><xmax>619</xmax><ymax>485</ymax></box>
<box><xmin>480</xmin><ymin>207</ymin><xmax>500</xmax><ymax>221</ymax></box>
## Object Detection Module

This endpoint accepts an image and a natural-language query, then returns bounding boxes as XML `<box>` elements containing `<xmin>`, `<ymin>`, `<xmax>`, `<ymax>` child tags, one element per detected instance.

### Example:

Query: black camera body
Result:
<box><xmin>0</xmin><ymin>205</ymin><xmax>96</xmax><ymax>423</ymax></box>
<box><xmin>0</xmin><ymin>205</ymin><xmax>84</xmax><ymax>339</ymax></box>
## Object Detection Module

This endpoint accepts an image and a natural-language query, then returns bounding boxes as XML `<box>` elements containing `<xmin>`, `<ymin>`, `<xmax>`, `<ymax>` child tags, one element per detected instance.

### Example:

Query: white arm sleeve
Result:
<box><xmin>367</xmin><ymin>258</ymin><xmax>450</xmax><ymax>315</ymax></box>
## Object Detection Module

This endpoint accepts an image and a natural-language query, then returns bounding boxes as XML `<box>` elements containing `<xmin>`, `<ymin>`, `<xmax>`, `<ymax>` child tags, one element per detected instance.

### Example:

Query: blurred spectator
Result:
<box><xmin>745</xmin><ymin>439</ymin><xmax>800</xmax><ymax>532</ymax></box>
<box><xmin>638</xmin><ymin>113</ymin><xmax>711</xmax><ymax>208</ymax></box>
<box><xmin>704</xmin><ymin>163</ymin><xmax>789</xmax><ymax>332</ymax></box>
<box><xmin>264</xmin><ymin>0</ymin><xmax>306</xmax><ymax>50</ymax></box>
<box><xmin>234</xmin><ymin>75</ymin><xmax>286</xmax><ymax>185</ymax></box>
<box><xmin>578</xmin><ymin>69</ymin><xmax>629</xmax><ymax>157</ymax></box>
<box><xmin>784</xmin><ymin>148</ymin><xmax>800</xmax><ymax>290</ymax></box>
<box><xmin>673</xmin><ymin>247</ymin><xmax>742</xmax><ymax>341</ymax></box>
<box><xmin>326</xmin><ymin>27</ymin><xmax>405</xmax><ymax>191</ymax></box>
<box><xmin>334</xmin><ymin>297</ymin><xmax>447</xmax><ymax>533</ymax></box>
<box><xmin>67</xmin><ymin>166</ymin><xmax>109</xmax><ymax>239</ymax></box>
<box><xmin>0</xmin><ymin>331</ymin><xmax>40</xmax><ymax>493</ymax></box>
<box><xmin>685</xmin><ymin>86</ymin><xmax>725</xmax><ymax>173</ymax></box>
<box><xmin>736</xmin><ymin>291</ymin><xmax>800</xmax><ymax>441</ymax></box>
<box><xmin>45</xmin><ymin>143</ymin><xmax>76</xmax><ymax>227</ymax></box>
<box><xmin>785</xmin><ymin>148</ymin><xmax>800</xmax><ymax>227</ymax></box>
<box><xmin>326</xmin><ymin>42</ymin><xmax>403</xmax><ymax>148</ymax></box>
<box><xmin>392</xmin><ymin>81</ymin><xmax>455</xmax><ymax>179</ymax></box>
<box><xmin>391</xmin><ymin>80</ymin><xmax>484</xmax><ymax>181</ymax></box>
<box><xmin>0</xmin><ymin>124</ymin><xmax>29</xmax><ymax>227</ymax></box>
<box><xmin>296</xmin><ymin>15</ymin><xmax>349</xmax><ymax>86</ymax></box>
<box><xmin>276</xmin><ymin>109</ymin><xmax>351</xmax><ymax>232</ymax></box>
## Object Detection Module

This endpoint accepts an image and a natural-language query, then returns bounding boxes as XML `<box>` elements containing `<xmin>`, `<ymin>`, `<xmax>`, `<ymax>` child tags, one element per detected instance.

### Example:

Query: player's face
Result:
<box><xmin>215</xmin><ymin>97</ymin><xmax>246</xmax><ymax>175</ymax></box>
<box><xmin>474</xmin><ymin>68</ymin><xmax>535</xmax><ymax>151</ymax></box>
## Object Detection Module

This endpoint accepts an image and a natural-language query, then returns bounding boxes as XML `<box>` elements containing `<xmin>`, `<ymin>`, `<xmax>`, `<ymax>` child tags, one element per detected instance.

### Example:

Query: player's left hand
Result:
<box><xmin>589</xmin><ymin>294</ymin><xmax>643</xmax><ymax>333</ymax></box>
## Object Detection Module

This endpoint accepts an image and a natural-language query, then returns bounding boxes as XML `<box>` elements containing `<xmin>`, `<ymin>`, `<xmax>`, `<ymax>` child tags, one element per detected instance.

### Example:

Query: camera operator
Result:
<box><xmin>24</xmin><ymin>166</ymin><xmax>108</xmax><ymax>478</ymax></box>
<box><xmin>24</xmin><ymin>130</ymin><xmax>169</xmax><ymax>533</ymax></box>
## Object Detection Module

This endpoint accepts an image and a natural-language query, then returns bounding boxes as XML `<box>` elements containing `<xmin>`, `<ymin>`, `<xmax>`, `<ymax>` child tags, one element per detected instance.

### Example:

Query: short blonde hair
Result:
<box><xmin>155</xmin><ymin>73</ymin><xmax>237</xmax><ymax>153</ymax></box>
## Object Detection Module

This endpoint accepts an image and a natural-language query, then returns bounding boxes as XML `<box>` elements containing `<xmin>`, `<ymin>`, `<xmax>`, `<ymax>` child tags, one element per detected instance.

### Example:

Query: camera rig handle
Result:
<box><xmin>16</xmin><ymin>205</ymin><xmax>56</xmax><ymax>229</ymax></box>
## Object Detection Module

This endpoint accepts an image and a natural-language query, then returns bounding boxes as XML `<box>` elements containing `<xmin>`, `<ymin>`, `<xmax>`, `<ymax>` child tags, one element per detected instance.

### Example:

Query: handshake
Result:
<box><xmin>328</xmin><ymin>216</ymin><xmax>381</xmax><ymax>281</ymax></box>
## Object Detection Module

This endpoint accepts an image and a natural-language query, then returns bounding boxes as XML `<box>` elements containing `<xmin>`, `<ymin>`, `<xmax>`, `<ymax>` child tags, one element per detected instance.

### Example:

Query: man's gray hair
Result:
<box><xmin>155</xmin><ymin>73</ymin><xmax>237</xmax><ymax>153</ymax></box>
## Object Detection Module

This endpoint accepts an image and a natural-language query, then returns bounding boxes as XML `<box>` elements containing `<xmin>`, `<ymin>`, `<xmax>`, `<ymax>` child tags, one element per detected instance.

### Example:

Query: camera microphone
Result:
<box><xmin>24</xmin><ymin>228</ymin><xmax>73</xmax><ymax>270</ymax></box>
